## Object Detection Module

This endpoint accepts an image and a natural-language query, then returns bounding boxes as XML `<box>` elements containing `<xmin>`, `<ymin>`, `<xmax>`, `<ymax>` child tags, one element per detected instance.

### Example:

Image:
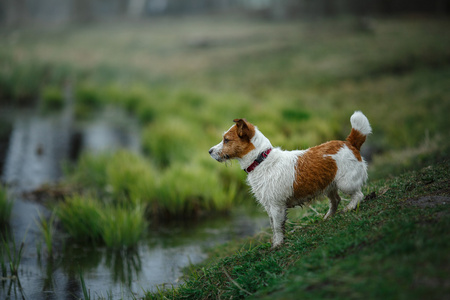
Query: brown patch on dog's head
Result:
<box><xmin>233</xmin><ymin>119</ymin><xmax>254</xmax><ymax>141</ymax></box>
<box><xmin>220</xmin><ymin>119</ymin><xmax>256</xmax><ymax>159</ymax></box>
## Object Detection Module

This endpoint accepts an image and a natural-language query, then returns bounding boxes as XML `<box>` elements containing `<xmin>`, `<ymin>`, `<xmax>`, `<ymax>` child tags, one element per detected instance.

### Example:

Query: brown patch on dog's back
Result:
<box><xmin>292</xmin><ymin>141</ymin><xmax>343</xmax><ymax>204</ymax></box>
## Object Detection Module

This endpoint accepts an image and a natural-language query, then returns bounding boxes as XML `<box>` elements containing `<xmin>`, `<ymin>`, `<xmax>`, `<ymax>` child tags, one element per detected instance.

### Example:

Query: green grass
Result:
<box><xmin>74</xmin><ymin>82</ymin><xmax>105</xmax><ymax>118</ymax></box>
<box><xmin>64</xmin><ymin>149</ymin><xmax>242</xmax><ymax>219</ymax></box>
<box><xmin>104</xmin><ymin>150</ymin><xmax>156</xmax><ymax>205</ymax></box>
<box><xmin>60</xmin><ymin>152</ymin><xmax>152</xmax><ymax>247</ymax></box>
<box><xmin>57</xmin><ymin>194</ymin><xmax>104</xmax><ymax>243</ymax></box>
<box><xmin>1</xmin><ymin>232</ymin><xmax>26</xmax><ymax>277</ymax></box>
<box><xmin>58</xmin><ymin>148</ymin><xmax>243</xmax><ymax>247</ymax></box>
<box><xmin>57</xmin><ymin>193</ymin><xmax>147</xmax><ymax>249</ymax></box>
<box><xmin>146</xmin><ymin>158</ymin><xmax>450</xmax><ymax>299</ymax></box>
<box><xmin>40</xmin><ymin>85</ymin><xmax>64</xmax><ymax>111</ymax></box>
<box><xmin>0</xmin><ymin>185</ymin><xmax>13</xmax><ymax>225</ymax></box>
<box><xmin>100</xmin><ymin>205</ymin><xmax>147</xmax><ymax>249</ymax></box>
<box><xmin>0</xmin><ymin>52</ymin><xmax>72</xmax><ymax>106</ymax></box>
<box><xmin>79</xmin><ymin>267</ymin><xmax>91</xmax><ymax>300</ymax></box>
<box><xmin>35</xmin><ymin>210</ymin><xmax>57</xmax><ymax>256</ymax></box>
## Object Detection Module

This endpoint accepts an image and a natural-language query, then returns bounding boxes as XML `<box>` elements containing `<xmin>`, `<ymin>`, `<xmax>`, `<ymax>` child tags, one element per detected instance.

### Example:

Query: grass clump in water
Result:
<box><xmin>74</xmin><ymin>82</ymin><xmax>105</xmax><ymax>118</ymax></box>
<box><xmin>57</xmin><ymin>194</ymin><xmax>104</xmax><ymax>243</ymax></box>
<box><xmin>57</xmin><ymin>194</ymin><xmax>147</xmax><ymax>249</ymax></box>
<box><xmin>59</xmin><ymin>151</ymin><xmax>153</xmax><ymax>248</ymax></box>
<box><xmin>155</xmin><ymin>161</ymin><xmax>237</xmax><ymax>217</ymax></box>
<box><xmin>100</xmin><ymin>205</ymin><xmax>147</xmax><ymax>248</ymax></box>
<box><xmin>40</xmin><ymin>85</ymin><xmax>64</xmax><ymax>111</ymax></box>
<box><xmin>64</xmin><ymin>149</ymin><xmax>243</xmax><ymax>221</ymax></box>
<box><xmin>141</xmin><ymin>118</ymin><xmax>196</xmax><ymax>168</ymax></box>
<box><xmin>65</xmin><ymin>153</ymin><xmax>110</xmax><ymax>191</ymax></box>
<box><xmin>105</xmin><ymin>150</ymin><xmax>156</xmax><ymax>205</ymax></box>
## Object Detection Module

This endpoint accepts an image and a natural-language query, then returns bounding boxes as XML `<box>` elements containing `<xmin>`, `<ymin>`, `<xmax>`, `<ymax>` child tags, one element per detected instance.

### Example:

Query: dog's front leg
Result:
<box><xmin>265</xmin><ymin>206</ymin><xmax>275</xmax><ymax>235</ymax></box>
<box><xmin>268</xmin><ymin>204</ymin><xmax>287</xmax><ymax>248</ymax></box>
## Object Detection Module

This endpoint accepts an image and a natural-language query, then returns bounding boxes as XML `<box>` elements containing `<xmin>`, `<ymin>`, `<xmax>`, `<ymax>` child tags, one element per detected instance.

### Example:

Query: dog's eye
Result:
<box><xmin>224</xmin><ymin>138</ymin><xmax>230</xmax><ymax>144</ymax></box>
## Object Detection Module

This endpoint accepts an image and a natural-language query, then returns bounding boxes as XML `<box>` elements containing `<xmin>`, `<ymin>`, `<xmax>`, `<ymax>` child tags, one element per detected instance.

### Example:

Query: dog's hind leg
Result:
<box><xmin>344</xmin><ymin>189</ymin><xmax>364</xmax><ymax>212</ymax></box>
<box><xmin>324</xmin><ymin>188</ymin><xmax>341</xmax><ymax>219</ymax></box>
<box><xmin>268</xmin><ymin>204</ymin><xmax>287</xmax><ymax>248</ymax></box>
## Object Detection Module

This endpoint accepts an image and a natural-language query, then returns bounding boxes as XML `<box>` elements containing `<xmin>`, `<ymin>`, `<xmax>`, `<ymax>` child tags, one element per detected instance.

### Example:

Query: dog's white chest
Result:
<box><xmin>246</xmin><ymin>149</ymin><xmax>304</xmax><ymax>207</ymax></box>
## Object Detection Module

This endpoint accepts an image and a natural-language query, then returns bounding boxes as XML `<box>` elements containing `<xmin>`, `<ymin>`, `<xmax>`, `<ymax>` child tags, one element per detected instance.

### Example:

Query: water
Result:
<box><xmin>0</xmin><ymin>106</ymin><xmax>268</xmax><ymax>299</ymax></box>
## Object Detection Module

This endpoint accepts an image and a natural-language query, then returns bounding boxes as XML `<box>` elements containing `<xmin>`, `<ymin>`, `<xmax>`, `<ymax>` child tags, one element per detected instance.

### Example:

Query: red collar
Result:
<box><xmin>245</xmin><ymin>148</ymin><xmax>272</xmax><ymax>173</ymax></box>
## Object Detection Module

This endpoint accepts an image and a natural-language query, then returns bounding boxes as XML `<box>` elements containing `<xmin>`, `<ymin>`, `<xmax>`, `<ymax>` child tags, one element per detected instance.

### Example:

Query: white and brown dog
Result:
<box><xmin>209</xmin><ymin>111</ymin><xmax>372</xmax><ymax>248</ymax></box>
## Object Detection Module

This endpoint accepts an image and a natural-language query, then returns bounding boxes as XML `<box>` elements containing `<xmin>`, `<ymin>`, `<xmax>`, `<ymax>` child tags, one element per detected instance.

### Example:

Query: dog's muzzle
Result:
<box><xmin>209</xmin><ymin>147</ymin><xmax>227</xmax><ymax>162</ymax></box>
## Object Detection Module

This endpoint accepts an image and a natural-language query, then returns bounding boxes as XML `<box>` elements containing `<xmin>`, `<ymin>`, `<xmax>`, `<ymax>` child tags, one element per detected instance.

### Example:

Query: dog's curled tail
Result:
<box><xmin>347</xmin><ymin>111</ymin><xmax>372</xmax><ymax>151</ymax></box>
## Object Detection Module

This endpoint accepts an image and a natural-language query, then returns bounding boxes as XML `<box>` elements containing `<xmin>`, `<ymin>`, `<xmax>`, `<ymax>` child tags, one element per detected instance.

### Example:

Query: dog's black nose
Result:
<box><xmin>209</xmin><ymin>148</ymin><xmax>213</xmax><ymax>155</ymax></box>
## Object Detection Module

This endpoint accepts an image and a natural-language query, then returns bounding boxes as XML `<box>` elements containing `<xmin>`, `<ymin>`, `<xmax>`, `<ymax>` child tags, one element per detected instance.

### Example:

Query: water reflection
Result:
<box><xmin>81</xmin><ymin>107</ymin><xmax>141</xmax><ymax>154</ymax></box>
<box><xmin>1</xmin><ymin>106</ymin><xmax>141</xmax><ymax>192</ymax></box>
<box><xmin>106</xmin><ymin>250</ymin><xmax>142</xmax><ymax>287</ymax></box>
<box><xmin>2</xmin><ymin>277</ymin><xmax>25</xmax><ymax>300</ymax></box>
<box><xmin>2</xmin><ymin>109</ymin><xmax>72</xmax><ymax>192</ymax></box>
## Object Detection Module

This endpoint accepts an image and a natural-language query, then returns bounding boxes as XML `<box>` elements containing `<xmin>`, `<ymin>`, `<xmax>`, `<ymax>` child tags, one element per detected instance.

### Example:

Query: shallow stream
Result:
<box><xmin>0</xmin><ymin>105</ymin><xmax>268</xmax><ymax>299</ymax></box>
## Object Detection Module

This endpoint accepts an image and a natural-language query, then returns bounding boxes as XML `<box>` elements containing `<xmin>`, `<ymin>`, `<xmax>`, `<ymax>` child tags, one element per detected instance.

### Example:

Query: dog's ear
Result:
<box><xmin>233</xmin><ymin>118</ymin><xmax>252</xmax><ymax>140</ymax></box>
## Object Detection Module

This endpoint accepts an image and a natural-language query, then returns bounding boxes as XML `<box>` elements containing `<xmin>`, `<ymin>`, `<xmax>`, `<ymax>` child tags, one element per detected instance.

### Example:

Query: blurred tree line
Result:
<box><xmin>0</xmin><ymin>0</ymin><xmax>448</xmax><ymax>27</ymax></box>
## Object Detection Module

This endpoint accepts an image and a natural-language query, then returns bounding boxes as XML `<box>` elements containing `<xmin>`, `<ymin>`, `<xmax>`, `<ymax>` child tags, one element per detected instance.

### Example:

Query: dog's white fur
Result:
<box><xmin>209</xmin><ymin>111</ymin><xmax>371</xmax><ymax>247</ymax></box>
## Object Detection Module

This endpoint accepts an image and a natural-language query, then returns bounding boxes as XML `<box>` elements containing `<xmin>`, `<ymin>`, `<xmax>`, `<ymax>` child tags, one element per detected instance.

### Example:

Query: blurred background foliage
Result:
<box><xmin>0</xmin><ymin>0</ymin><xmax>449</xmax><ymax>241</ymax></box>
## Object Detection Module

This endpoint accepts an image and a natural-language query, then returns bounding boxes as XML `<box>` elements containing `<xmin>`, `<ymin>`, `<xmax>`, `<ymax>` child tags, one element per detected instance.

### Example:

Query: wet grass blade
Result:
<box><xmin>35</xmin><ymin>210</ymin><xmax>56</xmax><ymax>257</ymax></box>
<box><xmin>1</xmin><ymin>232</ymin><xmax>26</xmax><ymax>276</ymax></box>
<box><xmin>79</xmin><ymin>267</ymin><xmax>90</xmax><ymax>300</ymax></box>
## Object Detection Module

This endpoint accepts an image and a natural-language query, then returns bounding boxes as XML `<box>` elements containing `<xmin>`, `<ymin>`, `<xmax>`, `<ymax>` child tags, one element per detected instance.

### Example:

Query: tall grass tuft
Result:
<box><xmin>65</xmin><ymin>153</ymin><xmax>110</xmax><ymax>191</ymax></box>
<box><xmin>58</xmin><ymin>181</ymin><xmax>147</xmax><ymax>249</ymax></box>
<box><xmin>74</xmin><ymin>82</ymin><xmax>105</xmax><ymax>118</ymax></box>
<box><xmin>100</xmin><ymin>205</ymin><xmax>147</xmax><ymax>249</ymax></box>
<box><xmin>155</xmin><ymin>160</ymin><xmax>237</xmax><ymax>217</ymax></box>
<box><xmin>35</xmin><ymin>210</ymin><xmax>57</xmax><ymax>256</ymax></box>
<box><xmin>0</xmin><ymin>185</ymin><xmax>13</xmax><ymax>225</ymax></box>
<box><xmin>57</xmin><ymin>194</ymin><xmax>104</xmax><ymax>243</ymax></box>
<box><xmin>41</xmin><ymin>85</ymin><xmax>64</xmax><ymax>111</ymax></box>
<box><xmin>141</xmin><ymin>119</ymin><xmax>196</xmax><ymax>168</ymax></box>
<box><xmin>58</xmin><ymin>194</ymin><xmax>147</xmax><ymax>249</ymax></box>
<box><xmin>105</xmin><ymin>150</ymin><xmax>156</xmax><ymax>206</ymax></box>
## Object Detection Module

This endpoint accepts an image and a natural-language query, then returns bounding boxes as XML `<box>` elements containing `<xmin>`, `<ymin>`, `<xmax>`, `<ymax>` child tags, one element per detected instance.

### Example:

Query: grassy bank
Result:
<box><xmin>147</xmin><ymin>157</ymin><xmax>450</xmax><ymax>299</ymax></box>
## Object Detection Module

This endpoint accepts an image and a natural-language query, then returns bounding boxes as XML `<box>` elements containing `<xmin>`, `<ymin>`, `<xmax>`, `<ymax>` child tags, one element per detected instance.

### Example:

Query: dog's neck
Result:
<box><xmin>237</xmin><ymin>127</ymin><xmax>273</xmax><ymax>171</ymax></box>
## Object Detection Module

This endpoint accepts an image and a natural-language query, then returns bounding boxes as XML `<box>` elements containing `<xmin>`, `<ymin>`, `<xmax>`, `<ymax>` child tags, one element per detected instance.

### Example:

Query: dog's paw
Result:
<box><xmin>343</xmin><ymin>204</ymin><xmax>358</xmax><ymax>212</ymax></box>
<box><xmin>323</xmin><ymin>210</ymin><xmax>336</xmax><ymax>220</ymax></box>
<box><xmin>271</xmin><ymin>241</ymin><xmax>284</xmax><ymax>250</ymax></box>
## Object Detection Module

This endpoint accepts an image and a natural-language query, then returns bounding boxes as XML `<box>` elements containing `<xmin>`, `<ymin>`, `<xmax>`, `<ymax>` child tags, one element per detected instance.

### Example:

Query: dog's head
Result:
<box><xmin>209</xmin><ymin>119</ymin><xmax>256</xmax><ymax>162</ymax></box>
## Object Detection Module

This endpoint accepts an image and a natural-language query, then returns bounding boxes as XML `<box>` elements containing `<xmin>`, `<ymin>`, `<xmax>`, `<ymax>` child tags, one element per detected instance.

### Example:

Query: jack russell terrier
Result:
<box><xmin>209</xmin><ymin>111</ymin><xmax>372</xmax><ymax>248</ymax></box>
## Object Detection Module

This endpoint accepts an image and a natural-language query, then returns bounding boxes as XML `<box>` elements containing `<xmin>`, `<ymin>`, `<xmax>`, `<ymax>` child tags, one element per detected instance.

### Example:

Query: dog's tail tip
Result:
<box><xmin>347</xmin><ymin>111</ymin><xmax>371</xmax><ymax>151</ymax></box>
<box><xmin>350</xmin><ymin>111</ymin><xmax>372</xmax><ymax>136</ymax></box>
